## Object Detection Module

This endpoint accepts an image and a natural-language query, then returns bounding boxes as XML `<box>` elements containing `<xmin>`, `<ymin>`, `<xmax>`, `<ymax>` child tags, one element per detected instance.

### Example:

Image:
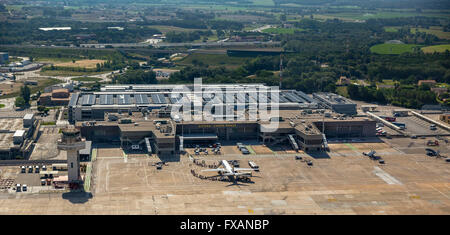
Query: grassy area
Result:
<box><xmin>370</xmin><ymin>43</ymin><xmax>419</xmax><ymax>54</ymax></box>
<box><xmin>71</xmin><ymin>77</ymin><xmax>102</xmax><ymax>82</ymax></box>
<box><xmin>84</xmin><ymin>164</ymin><xmax>92</xmax><ymax>192</ymax></box>
<box><xmin>193</xmin><ymin>35</ymin><xmax>219</xmax><ymax>43</ymax></box>
<box><xmin>0</xmin><ymin>104</ymin><xmax>5</xmax><ymax>108</ymax></box>
<box><xmin>316</xmin><ymin>10</ymin><xmax>450</xmax><ymax>21</ymax></box>
<box><xmin>5</xmin><ymin>5</ymin><xmax>26</xmax><ymax>10</ymax></box>
<box><xmin>384</xmin><ymin>26</ymin><xmax>400</xmax><ymax>32</ymax></box>
<box><xmin>411</xmin><ymin>27</ymin><xmax>450</xmax><ymax>40</ymax></box>
<box><xmin>40</xmin><ymin>69</ymin><xmax>106</xmax><ymax>77</ymax></box>
<box><xmin>336</xmin><ymin>86</ymin><xmax>348</xmax><ymax>97</ymax></box>
<box><xmin>149</xmin><ymin>25</ymin><xmax>207</xmax><ymax>33</ymax></box>
<box><xmin>421</xmin><ymin>44</ymin><xmax>450</xmax><ymax>53</ymax></box>
<box><xmin>252</xmin><ymin>0</ymin><xmax>274</xmax><ymax>6</ymax></box>
<box><xmin>176</xmin><ymin>53</ymin><xmax>250</xmax><ymax>68</ymax></box>
<box><xmin>41</xmin><ymin>121</ymin><xmax>56</xmax><ymax>126</ymax></box>
<box><xmin>0</xmin><ymin>78</ymin><xmax>61</xmax><ymax>100</ymax></box>
<box><xmin>377</xmin><ymin>80</ymin><xmax>397</xmax><ymax>86</ymax></box>
<box><xmin>262</xmin><ymin>27</ymin><xmax>304</xmax><ymax>34</ymax></box>
<box><xmin>34</xmin><ymin>57</ymin><xmax>77</xmax><ymax>63</ymax></box>
<box><xmin>436</xmin><ymin>83</ymin><xmax>450</xmax><ymax>88</ymax></box>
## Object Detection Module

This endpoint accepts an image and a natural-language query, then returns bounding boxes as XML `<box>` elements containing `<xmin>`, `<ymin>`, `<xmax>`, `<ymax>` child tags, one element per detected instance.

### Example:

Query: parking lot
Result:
<box><xmin>184</xmin><ymin>141</ymin><xmax>300</xmax><ymax>157</ymax></box>
<box><xmin>395</xmin><ymin>116</ymin><xmax>449</xmax><ymax>136</ymax></box>
<box><xmin>373</xmin><ymin>110</ymin><xmax>449</xmax><ymax>137</ymax></box>
<box><xmin>0</xmin><ymin>164</ymin><xmax>60</xmax><ymax>195</ymax></box>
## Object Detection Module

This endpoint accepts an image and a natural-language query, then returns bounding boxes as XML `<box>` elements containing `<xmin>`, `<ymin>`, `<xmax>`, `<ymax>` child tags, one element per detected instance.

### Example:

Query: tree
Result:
<box><xmin>20</xmin><ymin>85</ymin><xmax>31</xmax><ymax>104</ymax></box>
<box><xmin>15</xmin><ymin>97</ymin><xmax>26</xmax><ymax>108</ymax></box>
<box><xmin>347</xmin><ymin>84</ymin><xmax>359</xmax><ymax>99</ymax></box>
<box><xmin>38</xmin><ymin>105</ymin><xmax>49</xmax><ymax>114</ymax></box>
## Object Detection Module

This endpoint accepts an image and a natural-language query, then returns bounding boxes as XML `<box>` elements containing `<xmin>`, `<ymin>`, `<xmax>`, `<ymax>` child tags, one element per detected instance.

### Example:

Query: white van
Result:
<box><xmin>131</xmin><ymin>144</ymin><xmax>140</xmax><ymax>150</ymax></box>
<box><xmin>248</xmin><ymin>161</ymin><xmax>259</xmax><ymax>171</ymax></box>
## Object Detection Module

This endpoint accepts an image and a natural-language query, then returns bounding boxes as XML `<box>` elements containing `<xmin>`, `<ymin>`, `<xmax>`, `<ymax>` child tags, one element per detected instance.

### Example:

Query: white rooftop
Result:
<box><xmin>24</xmin><ymin>113</ymin><xmax>34</xmax><ymax>120</ymax></box>
<box><xmin>13</xmin><ymin>130</ymin><xmax>25</xmax><ymax>137</ymax></box>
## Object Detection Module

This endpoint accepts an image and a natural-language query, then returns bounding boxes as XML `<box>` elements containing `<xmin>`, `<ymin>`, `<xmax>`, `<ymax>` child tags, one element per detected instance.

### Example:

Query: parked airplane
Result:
<box><xmin>363</xmin><ymin>150</ymin><xmax>380</xmax><ymax>160</ymax></box>
<box><xmin>202</xmin><ymin>160</ymin><xmax>256</xmax><ymax>182</ymax></box>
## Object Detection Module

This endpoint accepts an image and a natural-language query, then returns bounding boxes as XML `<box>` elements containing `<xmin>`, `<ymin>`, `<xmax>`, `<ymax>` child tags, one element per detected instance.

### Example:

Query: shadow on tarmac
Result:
<box><xmin>62</xmin><ymin>191</ymin><xmax>93</xmax><ymax>204</ymax></box>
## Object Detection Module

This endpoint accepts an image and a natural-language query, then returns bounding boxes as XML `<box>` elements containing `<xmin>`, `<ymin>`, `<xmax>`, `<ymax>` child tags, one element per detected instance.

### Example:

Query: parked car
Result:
<box><xmin>236</xmin><ymin>143</ymin><xmax>244</xmax><ymax>149</ymax></box>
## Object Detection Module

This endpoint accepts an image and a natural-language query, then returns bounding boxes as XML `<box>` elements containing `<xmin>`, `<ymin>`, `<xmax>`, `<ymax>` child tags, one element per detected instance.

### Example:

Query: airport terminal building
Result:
<box><xmin>70</xmin><ymin>84</ymin><xmax>375</xmax><ymax>155</ymax></box>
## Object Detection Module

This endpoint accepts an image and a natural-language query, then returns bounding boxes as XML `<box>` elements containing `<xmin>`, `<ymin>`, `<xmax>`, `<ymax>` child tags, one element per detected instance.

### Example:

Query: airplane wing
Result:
<box><xmin>223</xmin><ymin>172</ymin><xmax>251</xmax><ymax>176</ymax></box>
<box><xmin>201</xmin><ymin>168</ymin><xmax>226</xmax><ymax>172</ymax></box>
<box><xmin>233</xmin><ymin>168</ymin><xmax>255</xmax><ymax>171</ymax></box>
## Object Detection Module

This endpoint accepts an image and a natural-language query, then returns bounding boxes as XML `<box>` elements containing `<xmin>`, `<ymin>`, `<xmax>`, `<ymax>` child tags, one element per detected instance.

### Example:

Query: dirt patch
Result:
<box><xmin>252</xmin><ymin>145</ymin><xmax>273</xmax><ymax>154</ymax></box>
<box><xmin>55</xmin><ymin>59</ymin><xmax>106</xmax><ymax>69</ymax></box>
<box><xmin>0</xmin><ymin>81</ymin><xmax>22</xmax><ymax>95</ymax></box>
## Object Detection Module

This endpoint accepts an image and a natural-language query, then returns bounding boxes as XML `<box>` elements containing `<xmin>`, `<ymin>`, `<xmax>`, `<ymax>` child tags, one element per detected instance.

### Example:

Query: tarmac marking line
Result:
<box><xmin>373</xmin><ymin>166</ymin><xmax>402</xmax><ymax>185</ymax></box>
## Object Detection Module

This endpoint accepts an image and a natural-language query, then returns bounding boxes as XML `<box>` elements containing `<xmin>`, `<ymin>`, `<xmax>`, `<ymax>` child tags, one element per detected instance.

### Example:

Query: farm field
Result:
<box><xmin>370</xmin><ymin>43</ymin><xmax>419</xmax><ymax>54</ymax></box>
<box><xmin>411</xmin><ymin>27</ymin><xmax>450</xmax><ymax>40</ymax></box>
<box><xmin>421</xmin><ymin>44</ymin><xmax>450</xmax><ymax>53</ymax></box>
<box><xmin>316</xmin><ymin>10</ymin><xmax>450</xmax><ymax>21</ymax></box>
<box><xmin>54</xmin><ymin>59</ymin><xmax>106</xmax><ymax>69</ymax></box>
<box><xmin>149</xmin><ymin>25</ymin><xmax>207</xmax><ymax>33</ymax></box>
<box><xmin>251</xmin><ymin>0</ymin><xmax>274</xmax><ymax>6</ymax></box>
<box><xmin>262</xmin><ymin>27</ymin><xmax>304</xmax><ymax>34</ymax></box>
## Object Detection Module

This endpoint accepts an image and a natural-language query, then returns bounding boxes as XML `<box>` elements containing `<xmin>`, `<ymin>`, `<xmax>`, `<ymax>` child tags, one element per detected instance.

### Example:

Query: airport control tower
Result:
<box><xmin>57</xmin><ymin>128</ymin><xmax>85</xmax><ymax>184</ymax></box>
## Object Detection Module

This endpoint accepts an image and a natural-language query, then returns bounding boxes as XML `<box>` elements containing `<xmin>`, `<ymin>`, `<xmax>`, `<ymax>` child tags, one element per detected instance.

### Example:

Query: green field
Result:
<box><xmin>176</xmin><ymin>53</ymin><xmax>250</xmax><ymax>68</ymax></box>
<box><xmin>71</xmin><ymin>77</ymin><xmax>102</xmax><ymax>82</ymax></box>
<box><xmin>262</xmin><ymin>27</ymin><xmax>304</xmax><ymax>34</ymax></box>
<box><xmin>421</xmin><ymin>44</ymin><xmax>450</xmax><ymax>53</ymax></box>
<box><xmin>370</xmin><ymin>43</ymin><xmax>419</xmax><ymax>54</ymax></box>
<box><xmin>316</xmin><ymin>10</ymin><xmax>450</xmax><ymax>21</ymax></box>
<box><xmin>150</xmin><ymin>25</ymin><xmax>207</xmax><ymax>33</ymax></box>
<box><xmin>252</xmin><ymin>0</ymin><xmax>274</xmax><ymax>6</ymax></box>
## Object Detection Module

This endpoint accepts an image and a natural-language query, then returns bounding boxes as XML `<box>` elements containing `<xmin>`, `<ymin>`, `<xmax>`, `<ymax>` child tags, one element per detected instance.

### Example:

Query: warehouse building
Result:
<box><xmin>38</xmin><ymin>88</ymin><xmax>71</xmax><ymax>106</ymax></box>
<box><xmin>0</xmin><ymin>114</ymin><xmax>39</xmax><ymax>159</ymax></box>
<box><xmin>313</xmin><ymin>92</ymin><xmax>357</xmax><ymax>115</ymax></box>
